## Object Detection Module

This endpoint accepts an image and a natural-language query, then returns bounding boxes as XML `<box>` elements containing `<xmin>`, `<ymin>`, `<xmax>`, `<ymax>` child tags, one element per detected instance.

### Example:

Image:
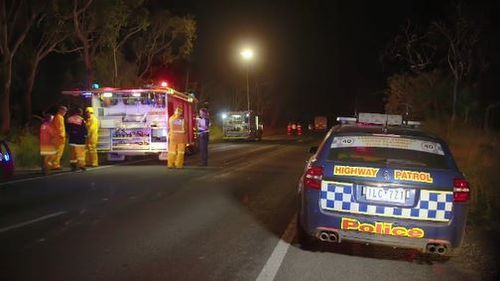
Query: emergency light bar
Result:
<box><xmin>405</xmin><ymin>120</ymin><xmax>421</xmax><ymax>127</ymax></box>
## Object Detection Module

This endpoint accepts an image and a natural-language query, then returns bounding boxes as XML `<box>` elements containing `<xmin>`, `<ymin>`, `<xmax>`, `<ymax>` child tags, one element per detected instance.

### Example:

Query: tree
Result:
<box><xmin>383</xmin><ymin>20</ymin><xmax>436</xmax><ymax>74</ymax></box>
<box><xmin>385</xmin><ymin>70</ymin><xmax>451</xmax><ymax>120</ymax></box>
<box><xmin>99</xmin><ymin>0</ymin><xmax>149</xmax><ymax>86</ymax></box>
<box><xmin>383</xmin><ymin>3</ymin><xmax>484</xmax><ymax>123</ymax></box>
<box><xmin>432</xmin><ymin>3</ymin><xmax>481</xmax><ymax>123</ymax></box>
<box><xmin>382</xmin><ymin>20</ymin><xmax>443</xmax><ymax>119</ymax></box>
<box><xmin>132</xmin><ymin>11</ymin><xmax>196</xmax><ymax>80</ymax></box>
<box><xmin>20</xmin><ymin>2</ymin><xmax>77</xmax><ymax>126</ymax></box>
<box><xmin>0</xmin><ymin>0</ymin><xmax>44</xmax><ymax>134</ymax></box>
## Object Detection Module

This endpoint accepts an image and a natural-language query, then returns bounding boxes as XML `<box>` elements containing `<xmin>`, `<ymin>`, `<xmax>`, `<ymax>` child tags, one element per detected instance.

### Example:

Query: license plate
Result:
<box><xmin>365</xmin><ymin>186</ymin><xmax>406</xmax><ymax>204</ymax></box>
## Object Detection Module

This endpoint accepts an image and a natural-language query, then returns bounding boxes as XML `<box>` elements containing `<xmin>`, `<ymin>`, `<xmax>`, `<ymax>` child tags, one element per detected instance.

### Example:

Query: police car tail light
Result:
<box><xmin>304</xmin><ymin>166</ymin><xmax>323</xmax><ymax>190</ymax></box>
<box><xmin>453</xmin><ymin>178</ymin><xmax>470</xmax><ymax>202</ymax></box>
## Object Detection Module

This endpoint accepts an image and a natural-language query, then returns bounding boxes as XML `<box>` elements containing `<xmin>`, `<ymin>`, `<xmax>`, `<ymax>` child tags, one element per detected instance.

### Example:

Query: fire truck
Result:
<box><xmin>222</xmin><ymin>110</ymin><xmax>263</xmax><ymax>141</ymax></box>
<box><xmin>62</xmin><ymin>84</ymin><xmax>198</xmax><ymax>161</ymax></box>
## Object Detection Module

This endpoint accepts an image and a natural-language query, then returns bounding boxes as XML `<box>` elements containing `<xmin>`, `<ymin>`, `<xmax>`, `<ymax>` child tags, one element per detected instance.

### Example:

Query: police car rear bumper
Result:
<box><xmin>314</xmin><ymin>226</ymin><xmax>453</xmax><ymax>255</ymax></box>
<box><xmin>300</xmin><ymin>189</ymin><xmax>467</xmax><ymax>253</ymax></box>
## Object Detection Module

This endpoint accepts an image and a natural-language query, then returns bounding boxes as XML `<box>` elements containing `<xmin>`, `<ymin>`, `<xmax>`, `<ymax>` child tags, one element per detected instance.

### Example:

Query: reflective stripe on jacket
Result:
<box><xmin>66</xmin><ymin>115</ymin><xmax>87</xmax><ymax>145</ymax></box>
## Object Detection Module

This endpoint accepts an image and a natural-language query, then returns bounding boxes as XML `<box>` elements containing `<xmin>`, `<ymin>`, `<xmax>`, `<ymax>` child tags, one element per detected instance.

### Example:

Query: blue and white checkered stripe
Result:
<box><xmin>320</xmin><ymin>181</ymin><xmax>453</xmax><ymax>222</ymax></box>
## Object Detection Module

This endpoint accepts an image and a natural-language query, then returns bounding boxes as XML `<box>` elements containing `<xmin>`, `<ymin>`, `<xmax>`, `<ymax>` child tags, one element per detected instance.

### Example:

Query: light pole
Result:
<box><xmin>240</xmin><ymin>48</ymin><xmax>254</xmax><ymax>111</ymax></box>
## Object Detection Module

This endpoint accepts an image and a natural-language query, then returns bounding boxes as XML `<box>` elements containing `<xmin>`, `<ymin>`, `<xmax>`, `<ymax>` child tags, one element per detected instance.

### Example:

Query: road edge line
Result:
<box><xmin>256</xmin><ymin>214</ymin><xmax>297</xmax><ymax>281</ymax></box>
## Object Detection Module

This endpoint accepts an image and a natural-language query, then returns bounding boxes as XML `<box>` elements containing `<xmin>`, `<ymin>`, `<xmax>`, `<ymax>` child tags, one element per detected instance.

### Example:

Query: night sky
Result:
<box><xmin>159</xmin><ymin>0</ymin><xmax>499</xmax><ymax>124</ymax></box>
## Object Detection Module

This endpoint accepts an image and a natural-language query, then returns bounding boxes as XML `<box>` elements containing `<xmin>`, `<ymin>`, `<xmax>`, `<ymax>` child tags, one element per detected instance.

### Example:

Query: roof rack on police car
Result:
<box><xmin>336</xmin><ymin>113</ymin><xmax>421</xmax><ymax>128</ymax></box>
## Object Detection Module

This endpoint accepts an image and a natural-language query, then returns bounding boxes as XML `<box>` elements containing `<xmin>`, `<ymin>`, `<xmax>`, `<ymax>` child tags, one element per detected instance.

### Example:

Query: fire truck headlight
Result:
<box><xmin>221</xmin><ymin>113</ymin><xmax>228</xmax><ymax>119</ymax></box>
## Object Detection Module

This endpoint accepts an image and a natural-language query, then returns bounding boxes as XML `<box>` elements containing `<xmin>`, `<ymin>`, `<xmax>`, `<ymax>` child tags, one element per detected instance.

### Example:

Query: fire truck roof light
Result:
<box><xmin>161</xmin><ymin>81</ymin><xmax>168</xmax><ymax>87</ymax></box>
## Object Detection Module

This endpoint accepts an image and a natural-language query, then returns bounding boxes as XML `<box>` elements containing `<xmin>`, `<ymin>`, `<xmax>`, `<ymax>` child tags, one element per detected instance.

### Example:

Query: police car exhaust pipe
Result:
<box><xmin>319</xmin><ymin>232</ymin><xmax>330</xmax><ymax>242</ymax></box>
<box><xmin>328</xmin><ymin>232</ymin><xmax>339</xmax><ymax>243</ymax></box>
<box><xmin>318</xmin><ymin>231</ymin><xmax>339</xmax><ymax>243</ymax></box>
<box><xmin>436</xmin><ymin>244</ymin><xmax>448</xmax><ymax>255</ymax></box>
<box><xmin>426</xmin><ymin>243</ymin><xmax>448</xmax><ymax>255</ymax></box>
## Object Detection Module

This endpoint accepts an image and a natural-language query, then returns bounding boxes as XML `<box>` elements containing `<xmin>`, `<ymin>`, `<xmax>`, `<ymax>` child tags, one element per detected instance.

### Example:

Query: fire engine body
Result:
<box><xmin>62</xmin><ymin>86</ymin><xmax>197</xmax><ymax>160</ymax></box>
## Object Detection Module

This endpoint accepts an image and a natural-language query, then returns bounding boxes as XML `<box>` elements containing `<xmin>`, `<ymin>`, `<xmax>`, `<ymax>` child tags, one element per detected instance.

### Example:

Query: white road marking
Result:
<box><xmin>0</xmin><ymin>211</ymin><xmax>67</xmax><ymax>234</ymax></box>
<box><xmin>0</xmin><ymin>159</ymin><xmax>150</xmax><ymax>187</ymax></box>
<box><xmin>256</xmin><ymin>214</ymin><xmax>297</xmax><ymax>281</ymax></box>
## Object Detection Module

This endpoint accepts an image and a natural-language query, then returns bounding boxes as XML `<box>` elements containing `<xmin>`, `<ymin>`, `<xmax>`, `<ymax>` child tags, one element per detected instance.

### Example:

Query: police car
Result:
<box><xmin>297</xmin><ymin>113</ymin><xmax>469</xmax><ymax>256</ymax></box>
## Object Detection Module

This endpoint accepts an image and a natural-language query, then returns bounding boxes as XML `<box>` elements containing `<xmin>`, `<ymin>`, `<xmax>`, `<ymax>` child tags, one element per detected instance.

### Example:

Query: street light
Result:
<box><xmin>240</xmin><ymin>48</ymin><xmax>254</xmax><ymax>111</ymax></box>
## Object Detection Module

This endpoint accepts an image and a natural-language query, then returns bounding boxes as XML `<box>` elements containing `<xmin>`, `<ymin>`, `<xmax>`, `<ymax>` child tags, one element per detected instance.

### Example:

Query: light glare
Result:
<box><xmin>240</xmin><ymin>49</ymin><xmax>254</xmax><ymax>60</ymax></box>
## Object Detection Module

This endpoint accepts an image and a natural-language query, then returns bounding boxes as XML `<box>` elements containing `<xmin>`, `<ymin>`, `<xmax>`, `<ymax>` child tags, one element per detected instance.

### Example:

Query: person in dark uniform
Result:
<box><xmin>197</xmin><ymin>108</ymin><xmax>210</xmax><ymax>166</ymax></box>
<box><xmin>66</xmin><ymin>108</ymin><xmax>87</xmax><ymax>171</ymax></box>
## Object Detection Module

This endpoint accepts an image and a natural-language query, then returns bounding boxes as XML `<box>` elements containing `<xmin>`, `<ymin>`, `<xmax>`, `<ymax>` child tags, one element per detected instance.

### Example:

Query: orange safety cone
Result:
<box><xmin>297</xmin><ymin>124</ymin><xmax>302</xmax><ymax>136</ymax></box>
<box><xmin>287</xmin><ymin>123</ymin><xmax>292</xmax><ymax>136</ymax></box>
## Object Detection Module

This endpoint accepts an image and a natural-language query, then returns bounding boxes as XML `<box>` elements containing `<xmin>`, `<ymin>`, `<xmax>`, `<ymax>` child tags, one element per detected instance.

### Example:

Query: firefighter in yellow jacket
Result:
<box><xmin>52</xmin><ymin>105</ymin><xmax>67</xmax><ymax>169</ymax></box>
<box><xmin>168</xmin><ymin>107</ymin><xmax>187</xmax><ymax>169</ymax></box>
<box><xmin>85</xmin><ymin>107</ymin><xmax>99</xmax><ymax>167</ymax></box>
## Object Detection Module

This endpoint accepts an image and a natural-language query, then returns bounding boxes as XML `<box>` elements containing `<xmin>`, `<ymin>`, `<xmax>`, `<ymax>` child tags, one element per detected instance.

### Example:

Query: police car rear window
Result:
<box><xmin>327</xmin><ymin>135</ymin><xmax>449</xmax><ymax>169</ymax></box>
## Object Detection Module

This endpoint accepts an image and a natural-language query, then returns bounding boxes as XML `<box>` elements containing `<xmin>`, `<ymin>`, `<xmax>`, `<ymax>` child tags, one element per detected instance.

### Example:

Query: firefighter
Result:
<box><xmin>39</xmin><ymin>114</ymin><xmax>56</xmax><ymax>175</ymax></box>
<box><xmin>85</xmin><ymin>107</ymin><xmax>99</xmax><ymax>167</ymax></box>
<box><xmin>197</xmin><ymin>108</ymin><xmax>210</xmax><ymax>166</ymax></box>
<box><xmin>52</xmin><ymin>105</ymin><xmax>67</xmax><ymax>170</ymax></box>
<box><xmin>66</xmin><ymin>108</ymin><xmax>87</xmax><ymax>171</ymax></box>
<box><xmin>291</xmin><ymin>123</ymin><xmax>297</xmax><ymax>135</ymax></box>
<box><xmin>167</xmin><ymin>107</ymin><xmax>187</xmax><ymax>169</ymax></box>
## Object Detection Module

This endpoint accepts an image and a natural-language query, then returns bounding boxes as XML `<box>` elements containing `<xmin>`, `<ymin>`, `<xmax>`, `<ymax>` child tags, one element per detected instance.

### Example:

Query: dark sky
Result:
<box><xmin>161</xmin><ymin>0</ymin><xmax>499</xmax><ymax>123</ymax></box>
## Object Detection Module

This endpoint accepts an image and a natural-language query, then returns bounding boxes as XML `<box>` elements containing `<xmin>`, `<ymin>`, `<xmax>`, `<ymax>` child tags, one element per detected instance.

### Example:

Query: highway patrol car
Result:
<box><xmin>297</xmin><ymin>113</ymin><xmax>470</xmax><ymax>256</ymax></box>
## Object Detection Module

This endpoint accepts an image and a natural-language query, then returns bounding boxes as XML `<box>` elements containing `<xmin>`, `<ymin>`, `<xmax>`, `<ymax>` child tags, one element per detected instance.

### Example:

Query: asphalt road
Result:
<box><xmin>0</xmin><ymin>135</ymin><xmax>496</xmax><ymax>281</ymax></box>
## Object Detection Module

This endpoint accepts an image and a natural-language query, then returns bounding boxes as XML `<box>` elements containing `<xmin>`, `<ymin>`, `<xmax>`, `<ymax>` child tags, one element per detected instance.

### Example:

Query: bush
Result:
<box><xmin>424</xmin><ymin>120</ymin><xmax>500</xmax><ymax>224</ymax></box>
<box><xmin>9</xmin><ymin>132</ymin><xmax>41</xmax><ymax>169</ymax></box>
<box><xmin>209</xmin><ymin>124</ymin><xmax>224</xmax><ymax>142</ymax></box>
<box><xmin>8</xmin><ymin>131</ymin><xmax>70</xmax><ymax>169</ymax></box>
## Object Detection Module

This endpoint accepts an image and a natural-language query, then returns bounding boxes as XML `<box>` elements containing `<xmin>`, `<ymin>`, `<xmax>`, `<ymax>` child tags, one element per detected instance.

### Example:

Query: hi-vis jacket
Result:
<box><xmin>53</xmin><ymin>113</ymin><xmax>66</xmax><ymax>145</ymax></box>
<box><xmin>168</xmin><ymin>114</ymin><xmax>187</xmax><ymax>143</ymax></box>
<box><xmin>86</xmin><ymin>114</ymin><xmax>99</xmax><ymax>145</ymax></box>
<box><xmin>40</xmin><ymin>121</ymin><xmax>56</xmax><ymax>155</ymax></box>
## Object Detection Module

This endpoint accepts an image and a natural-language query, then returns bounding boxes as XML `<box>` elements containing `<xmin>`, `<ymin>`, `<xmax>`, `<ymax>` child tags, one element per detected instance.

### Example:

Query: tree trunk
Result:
<box><xmin>1</xmin><ymin>59</ymin><xmax>13</xmax><ymax>134</ymax></box>
<box><xmin>113</xmin><ymin>47</ymin><xmax>118</xmax><ymax>86</ymax></box>
<box><xmin>22</xmin><ymin>60</ymin><xmax>39</xmax><ymax>127</ymax></box>
<box><xmin>451</xmin><ymin>78</ymin><xmax>459</xmax><ymax>125</ymax></box>
<box><xmin>84</xmin><ymin>49</ymin><xmax>93</xmax><ymax>88</ymax></box>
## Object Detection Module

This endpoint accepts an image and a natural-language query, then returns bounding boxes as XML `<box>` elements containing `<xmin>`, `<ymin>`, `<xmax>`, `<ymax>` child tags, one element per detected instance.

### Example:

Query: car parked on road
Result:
<box><xmin>0</xmin><ymin>140</ymin><xmax>14</xmax><ymax>179</ymax></box>
<box><xmin>297</xmin><ymin>113</ymin><xmax>469</xmax><ymax>256</ymax></box>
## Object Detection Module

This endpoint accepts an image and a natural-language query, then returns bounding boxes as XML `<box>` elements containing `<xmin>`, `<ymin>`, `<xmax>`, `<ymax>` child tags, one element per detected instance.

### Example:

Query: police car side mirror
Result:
<box><xmin>309</xmin><ymin>146</ymin><xmax>318</xmax><ymax>154</ymax></box>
